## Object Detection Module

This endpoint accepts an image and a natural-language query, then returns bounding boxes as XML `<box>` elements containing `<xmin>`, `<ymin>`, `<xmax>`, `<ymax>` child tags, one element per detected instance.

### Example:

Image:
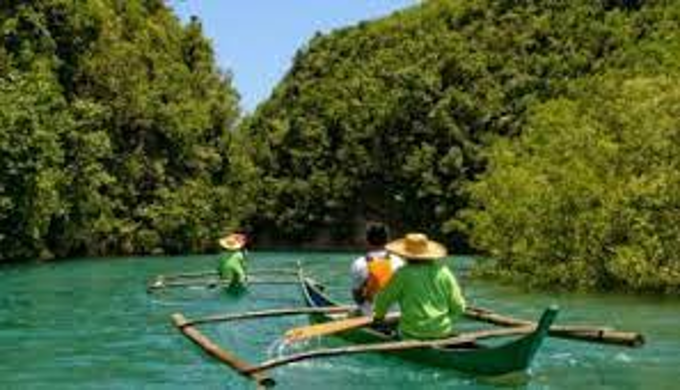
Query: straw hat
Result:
<box><xmin>385</xmin><ymin>233</ymin><xmax>447</xmax><ymax>261</ymax></box>
<box><xmin>219</xmin><ymin>233</ymin><xmax>247</xmax><ymax>250</ymax></box>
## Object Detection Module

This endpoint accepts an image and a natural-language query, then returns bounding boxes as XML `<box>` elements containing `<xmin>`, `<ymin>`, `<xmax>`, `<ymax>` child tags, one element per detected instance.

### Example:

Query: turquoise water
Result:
<box><xmin>0</xmin><ymin>252</ymin><xmax>678</xmax><ymax>389</ymax></box>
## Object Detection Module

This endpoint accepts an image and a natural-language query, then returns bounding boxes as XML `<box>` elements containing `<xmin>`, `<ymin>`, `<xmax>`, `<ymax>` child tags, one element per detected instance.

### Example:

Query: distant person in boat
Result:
<box><xmin>373</xmin><ymin>233</ymin><xmax>466</xmax><ymax>340</ymax></box>
<box><xmin>350</xmin><ymin>222</ymin><xmax>404</xmax><ymax>315</ymax></box>
<box><xmin>216</xmin><ymin>232</ymin><xmax>249</xmax><ymax>292</ymax></box>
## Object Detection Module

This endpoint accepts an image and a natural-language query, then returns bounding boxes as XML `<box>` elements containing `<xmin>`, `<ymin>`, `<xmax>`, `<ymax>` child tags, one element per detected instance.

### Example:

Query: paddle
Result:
<box><xmin>284</xmin><ymin>315</ymin><xmax>373</xmax><ymax>342</ymax></box>
<box><xmin>284</xmin><ymin>312</ymin><xmax>402</xmax><ymax>342</ymax></box>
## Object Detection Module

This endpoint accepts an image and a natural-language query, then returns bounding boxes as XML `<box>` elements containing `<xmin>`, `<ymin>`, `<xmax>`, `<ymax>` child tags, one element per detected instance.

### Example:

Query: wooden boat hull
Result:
<box><xmin>299</xmin><ymin>276</ymin><xmax>557</xmax><ymax>376</ymax></box>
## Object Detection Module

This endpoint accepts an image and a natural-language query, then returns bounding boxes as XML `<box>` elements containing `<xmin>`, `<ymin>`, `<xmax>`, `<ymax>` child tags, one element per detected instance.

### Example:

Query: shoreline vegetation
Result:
<box><xmin>1</xmin><ymin>0</ymin><xmax>679</xmax><ymax>294</ymax></box>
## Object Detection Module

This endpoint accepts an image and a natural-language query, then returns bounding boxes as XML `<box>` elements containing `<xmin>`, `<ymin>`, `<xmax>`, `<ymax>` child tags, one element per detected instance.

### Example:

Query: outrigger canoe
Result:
<box><xmin>299</xmin><ymin>275</ymin><xmax>557</xmax><ymax>376</ymax></box>
<box><xmin>170</xmin><ymin>269</ymin><xmax>642</xmax><ymax>387</ymax></box>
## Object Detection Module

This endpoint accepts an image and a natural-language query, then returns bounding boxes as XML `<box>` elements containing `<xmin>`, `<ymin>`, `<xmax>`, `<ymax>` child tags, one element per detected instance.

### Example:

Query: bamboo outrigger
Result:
<box><xmin>298</xmin><ymin>275</ymin><xmax>558</xmax><ymax>375</ymax></box>
<box><xmin>170</xmin><ymin>269</ymin><xmax>645</xmax><ymax>388</ymax></box>
<box><xmin>172</xmin><ymin>305</ymin><xmax>357</xmax><ymax>389</ymax></box>
<box><xmin>147</xmin><ymin>268</ymin><xmax>299</xmax><ymax>292</ymax></box>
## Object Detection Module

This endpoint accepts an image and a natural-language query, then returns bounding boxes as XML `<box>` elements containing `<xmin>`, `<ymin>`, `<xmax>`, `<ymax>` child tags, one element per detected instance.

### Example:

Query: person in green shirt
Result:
<box><xmin>217</xmin><ymin>232</ymin><xmax>249</xmax><ymax>292</ymax></box>
<box><xmin>373</xmin><ymin>233</ymin><xmax>466</xmax><ymax>340</ymax></box>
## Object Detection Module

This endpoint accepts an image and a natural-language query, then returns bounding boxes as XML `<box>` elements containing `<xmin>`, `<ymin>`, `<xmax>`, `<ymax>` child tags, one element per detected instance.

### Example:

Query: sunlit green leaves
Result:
<box><xmin>0</xmin><ymin>68</ymin><xmax>68</xmax><ymax>260</ymax></box>
<box><xmin>461</xmin><ymin>75</ymin><xmax>680</xmax><ymax>293</ymax></box>
<box><xmin>0</xmin><ymin>0</ymin><xmax>241</xmax><ymax>260</ymax></box>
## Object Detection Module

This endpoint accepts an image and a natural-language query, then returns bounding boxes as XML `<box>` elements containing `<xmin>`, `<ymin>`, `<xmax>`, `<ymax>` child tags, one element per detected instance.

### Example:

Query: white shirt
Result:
<box><xmin>350</xmin><ymin>250</ymin><xmax>404</xmax><ymax>315</ymax></box>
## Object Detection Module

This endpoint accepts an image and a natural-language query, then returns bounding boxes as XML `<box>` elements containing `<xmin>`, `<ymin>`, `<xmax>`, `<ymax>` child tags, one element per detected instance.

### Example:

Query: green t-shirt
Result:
<box><xmin>373</xmin><ymin>262</ymin><xmax>466</xmax><ymax>339</ymax></box>
<box><xmin>218</xmin><ymin>250</ymin><xmax>247</xmax><ymax>289</ymax></box>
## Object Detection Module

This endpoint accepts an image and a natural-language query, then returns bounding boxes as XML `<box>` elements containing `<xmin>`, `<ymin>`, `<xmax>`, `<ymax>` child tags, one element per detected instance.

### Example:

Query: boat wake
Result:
<box><xmin>266</xmin><ymin>335</ymin><xmax>323</xmax><ymax>358</ymax></box>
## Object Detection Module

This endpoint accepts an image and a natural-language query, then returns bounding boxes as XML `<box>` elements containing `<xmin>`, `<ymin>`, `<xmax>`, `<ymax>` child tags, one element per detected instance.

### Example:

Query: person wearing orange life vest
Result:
<box><xmin>350</xmin><ymin>223</ymin><xmax>404</xmax><ymax>315</ymax></box>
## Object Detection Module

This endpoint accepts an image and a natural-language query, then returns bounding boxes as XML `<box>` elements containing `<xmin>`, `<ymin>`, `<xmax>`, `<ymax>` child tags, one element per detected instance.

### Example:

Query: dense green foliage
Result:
<box><xmin>239</xmin><ymin>0</ymin><xmax>680</xmax><ymax>291</ymax></box>
<box><xmin>2</xmin><ymin>0</ymin><xmax>679</xmax><ymax>292</ymax></box>
<box><xmin>0</xmin><ymin>0</ymin><xmax>245</xmax><ymax>261</ymax></box>
<box><xmin>460</xmin><ymin>75</ymin><xmax>680</xmax><ymax>293</ymax></box>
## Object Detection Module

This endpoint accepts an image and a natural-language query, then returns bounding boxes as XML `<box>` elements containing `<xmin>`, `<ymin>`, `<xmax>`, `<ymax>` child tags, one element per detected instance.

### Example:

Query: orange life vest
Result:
<box><xmin>362</xmin><ymin>254</ymin><xmax>394</xmax><ymax>302</ymax></box>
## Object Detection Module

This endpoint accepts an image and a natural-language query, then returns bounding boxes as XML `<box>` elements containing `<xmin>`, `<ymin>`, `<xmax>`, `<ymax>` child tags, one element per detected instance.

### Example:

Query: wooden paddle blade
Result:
<box><xmin>285</xmin><ymin>316</ymin><xmax>373</xmax><ymax>343</ymax></box>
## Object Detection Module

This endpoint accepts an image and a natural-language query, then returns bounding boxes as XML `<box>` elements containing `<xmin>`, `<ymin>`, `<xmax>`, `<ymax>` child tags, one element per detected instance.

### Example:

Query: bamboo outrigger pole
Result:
<box><xmin>246</xmin><ymin>326</ymin><xmax>535</xmax><ymax>374</ymax></box>
<box><xmin>154</xmin><ymin>268</ymin><xmax>299</xmax><ymax>281</ymax></box>
<box><xmin>159</xmin><ymin>270</ymin><xmax>217</xmax><ymax>280</ymax></box>
<box><xmin>172</xmin><ymin>313</ymin><xmax>276</xmax><ymax>389</ymax></box>
<box><xmin>147</xmin><ymin>277</ymin><xmax>299</xmax><ymax>291</ymax></box>
<box><xmin>280</xmin><ymin>306</ymin><xmax>644</xmax><ymax>347</ymax></box>
<box><xmin>174</xmin><ymin>306</ymin><xmax>355</xmax><ymax>327</ymax></box>
<box><xmin>465</xmin><ymin>306</ymin><xmax>645</xmax><ymax>347</ymax></box>
<box><xmin>172</xmin><ymin>306</ymin><xmax>356</xmax><ymax>388</ymax></box>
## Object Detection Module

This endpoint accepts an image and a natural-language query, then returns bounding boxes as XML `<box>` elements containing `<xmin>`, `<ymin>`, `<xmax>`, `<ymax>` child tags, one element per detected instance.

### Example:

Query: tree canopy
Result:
<box><xmin>0</xmin><ymin>0</ymin><xmax>244</xmax><ymax>261</ymax></box>
<box><xmin>459</xmin><ymin>75</ymin><xmax>680</xmax><ymax>293</ymax></box>
<box><xmin>238</xmin><ymin>0</ymin><xmax>680</xmax><ymax>292</ymax></box>
<box><xmin>2</xmin><ymin>0</ymin><xmax>679</xmax><ymax>293</ymax></box>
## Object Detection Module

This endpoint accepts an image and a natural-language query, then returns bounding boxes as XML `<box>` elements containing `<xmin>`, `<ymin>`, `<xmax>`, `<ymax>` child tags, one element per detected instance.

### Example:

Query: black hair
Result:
<box><xmin>365</xmin><ymin>223</ymin><xmax>388</xmax><ymax>246</ymax></box>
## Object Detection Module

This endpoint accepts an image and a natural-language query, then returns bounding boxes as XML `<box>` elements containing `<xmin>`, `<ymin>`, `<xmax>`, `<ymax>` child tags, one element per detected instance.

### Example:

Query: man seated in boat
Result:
<box><xmin>350</xmin><ymin>222</ymin><xmax>404</xmax><ymax>316</ymax></box>
<box><xmin>216</xmin><ymin>232</ymin><xmax>249</xmax><ymax>292</ymax></box>
<box><xmin>373</xmin><ymin>233</ymin><xmax>466</xmax><ymax>339</ymax></box>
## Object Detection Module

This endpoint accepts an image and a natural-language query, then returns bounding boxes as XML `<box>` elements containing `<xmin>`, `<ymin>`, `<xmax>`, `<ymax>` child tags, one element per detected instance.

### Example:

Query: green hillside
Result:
<box><xmin>239</xmin><ymin>0</ymin><xmax>680</xmax><ymax>292</ymax></box>
<box><xmin>2</xmin><ymin>0</ymin><xmax>678</xmax><ymax>292</ymax></box>
<box><xmin>0</xmin><ymin>0</ymin><xmax>244</xmax><ymax>260</ymax></box>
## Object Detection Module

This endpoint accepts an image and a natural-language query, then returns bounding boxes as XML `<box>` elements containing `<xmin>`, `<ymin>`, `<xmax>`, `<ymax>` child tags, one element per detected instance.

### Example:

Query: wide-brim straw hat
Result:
<box><xmin>219</xmin><ymin>233</ymin><xmax>247</xmax><ymax>250</ymax></box>
<box><xmin>385</xmin><ymin>233</ymin><xmax>447</xmax><ymax>261</ymax></box>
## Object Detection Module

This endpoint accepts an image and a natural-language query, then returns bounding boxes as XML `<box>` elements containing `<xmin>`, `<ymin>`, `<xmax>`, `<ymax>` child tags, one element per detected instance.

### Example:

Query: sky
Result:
<box><xmin>167</xmin><ymin>1</ymin><xmax>416</xmax><ymax>112</ymax></box>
